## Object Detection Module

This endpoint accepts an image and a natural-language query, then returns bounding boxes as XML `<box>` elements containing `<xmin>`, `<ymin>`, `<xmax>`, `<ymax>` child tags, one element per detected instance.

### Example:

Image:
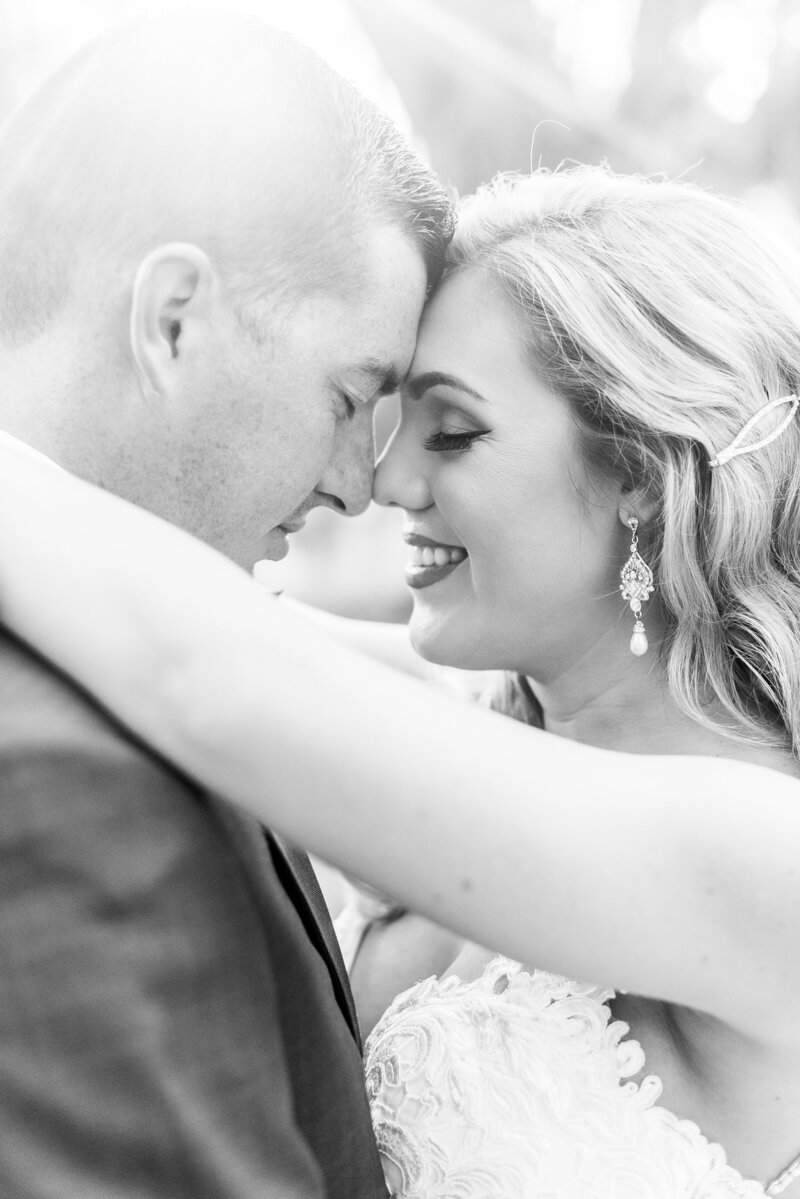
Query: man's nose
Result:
<box><xmin>315</xmin><ymin>409</ymin><xmax>375</xmax><ymax>517</ymax></box>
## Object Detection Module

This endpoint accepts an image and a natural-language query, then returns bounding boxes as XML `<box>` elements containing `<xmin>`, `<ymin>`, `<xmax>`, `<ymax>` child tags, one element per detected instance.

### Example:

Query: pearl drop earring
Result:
<box><xmin>619</xmin><ymin>517</ymin><xmax>654</xmax><ymax>656</ymax></box>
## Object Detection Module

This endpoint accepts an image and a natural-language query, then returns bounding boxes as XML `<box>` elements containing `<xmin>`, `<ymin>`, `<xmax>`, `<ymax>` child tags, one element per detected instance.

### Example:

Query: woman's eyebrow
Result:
<box><xmin>404</xmin><ymin>371</ymin><xmax>488</xmax><ymax>403</ymax></box>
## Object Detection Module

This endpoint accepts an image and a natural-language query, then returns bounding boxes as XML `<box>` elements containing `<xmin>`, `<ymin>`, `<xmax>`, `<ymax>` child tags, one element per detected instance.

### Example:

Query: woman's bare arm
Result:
<box><xmin>1</xmin><ymin>441</ymin><xmax>799</xmax><ymax>1040</ymax></box>
<box><xmin>280</xmin><ymin>597</ymin><xmax>495</xmax><ymax>701</ymax></box>
<box><xmin>278</xmin><ymin>597</ymin><xmax>432</xmax><ymax>677</ymax></box>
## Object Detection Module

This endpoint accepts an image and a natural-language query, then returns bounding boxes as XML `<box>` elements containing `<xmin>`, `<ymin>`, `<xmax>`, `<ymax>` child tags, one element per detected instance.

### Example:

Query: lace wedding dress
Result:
<box><xmin>364</xmin><ymin>956</ymin><xmax>777</xmax><ymax>1199</ymax></box>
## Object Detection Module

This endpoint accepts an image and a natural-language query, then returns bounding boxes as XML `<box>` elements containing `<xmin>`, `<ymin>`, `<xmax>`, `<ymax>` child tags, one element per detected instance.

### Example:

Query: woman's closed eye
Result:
<box><xmin>424</xmin><ymin>429</ymin><xmax>487</xmax><ymax>453</ymax></box>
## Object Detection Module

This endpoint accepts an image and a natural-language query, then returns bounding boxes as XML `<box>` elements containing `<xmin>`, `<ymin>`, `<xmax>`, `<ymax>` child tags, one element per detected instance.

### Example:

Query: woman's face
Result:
<box><xmin>374</xmin><ymin>268</ymin><xmax>628</xmax><ymax>678</ymax></box>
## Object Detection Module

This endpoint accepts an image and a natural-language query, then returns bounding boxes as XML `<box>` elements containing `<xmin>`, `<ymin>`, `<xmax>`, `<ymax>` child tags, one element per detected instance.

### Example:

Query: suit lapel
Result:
<box><xmin>268</xmin><ymin>833</ymin><xmax>362</xmax><ymax>1051</ymax></box>
<box><xmin>206</xmin><ymin>797</ymin><xmax>362</xmax><ymax>1051</ymax></box>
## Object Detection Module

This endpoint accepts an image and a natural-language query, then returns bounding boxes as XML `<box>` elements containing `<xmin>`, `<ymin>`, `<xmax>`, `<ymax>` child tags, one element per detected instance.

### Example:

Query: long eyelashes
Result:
<box><xmin>423</xmin><ymin>430</ymin><xmax>486</xmax><ymax>453</ymax></box>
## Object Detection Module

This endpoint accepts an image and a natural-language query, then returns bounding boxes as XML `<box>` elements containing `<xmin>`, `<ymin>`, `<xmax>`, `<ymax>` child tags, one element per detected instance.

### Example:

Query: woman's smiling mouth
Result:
<box><xmin>404</xmin><ymin>533</ymin><xmax>468</xmax><ymax>589</ymax></box>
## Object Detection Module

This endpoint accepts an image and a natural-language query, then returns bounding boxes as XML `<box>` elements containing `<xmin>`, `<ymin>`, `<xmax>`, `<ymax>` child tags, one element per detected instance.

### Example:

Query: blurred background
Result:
<box><xmin>4</xmin><ymin>0</ymin><xmax>799</xmax><ymax>620</ymax></box>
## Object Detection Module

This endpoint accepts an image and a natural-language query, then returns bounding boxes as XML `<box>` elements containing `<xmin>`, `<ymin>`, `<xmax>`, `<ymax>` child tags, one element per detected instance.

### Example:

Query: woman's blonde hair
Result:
<box><xmin>454</xmin><ymin>166</ymin><xmax>800</xmax><ymax>755</ymax></box>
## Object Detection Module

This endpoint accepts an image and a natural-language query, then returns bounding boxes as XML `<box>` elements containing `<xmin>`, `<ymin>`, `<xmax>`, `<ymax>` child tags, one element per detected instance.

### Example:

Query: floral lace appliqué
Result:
<box><xmin>364</xmin><ymin>958</ymin><xmax>766</xmax><ymax>1199</ymax></box>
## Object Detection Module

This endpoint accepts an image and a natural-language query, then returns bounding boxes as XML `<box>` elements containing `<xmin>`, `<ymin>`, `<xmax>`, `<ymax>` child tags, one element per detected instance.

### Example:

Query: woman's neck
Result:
<box><xmin>526</xmin><ymin>624</ymin><xmax>796</xmax><ymax>774</ymax></box>
<box><xmin>531</xmin><ymin>656</ymin><xmax>684</xmax><ymax>754</ymax></box>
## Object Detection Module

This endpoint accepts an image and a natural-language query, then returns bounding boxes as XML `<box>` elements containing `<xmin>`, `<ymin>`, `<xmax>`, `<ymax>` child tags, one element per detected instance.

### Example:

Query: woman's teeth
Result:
<box><xmin>410</xmin><ymin>545</ymin><xmax>467</xmax><ymax>567</ymax></box>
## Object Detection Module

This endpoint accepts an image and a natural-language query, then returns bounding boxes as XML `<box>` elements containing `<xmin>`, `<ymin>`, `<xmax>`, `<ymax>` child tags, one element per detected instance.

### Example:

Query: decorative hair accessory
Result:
<box><xmin>620</xmin><ymin>517</ymin><xmax>654</xmax><ymax>657</ymax></box>
<box><xmin>708</xmin><ymin>393</ymin><xmax>799</xmax><ymax>468</ymax></box>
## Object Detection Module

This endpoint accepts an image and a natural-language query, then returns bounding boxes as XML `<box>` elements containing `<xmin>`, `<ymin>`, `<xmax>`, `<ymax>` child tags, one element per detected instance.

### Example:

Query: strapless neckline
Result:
<box><xmin>365</xmin><ymin>957</ymin><xmax>769</xmax><ymax>1198</ymax></box>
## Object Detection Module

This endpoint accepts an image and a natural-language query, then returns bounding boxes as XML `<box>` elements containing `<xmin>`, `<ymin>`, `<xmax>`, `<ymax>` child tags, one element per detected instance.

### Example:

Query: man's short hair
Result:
<box><xmin>0</xmin><ymin>15</ymin><xmax>454</xmax><ymax>344</ymax></box>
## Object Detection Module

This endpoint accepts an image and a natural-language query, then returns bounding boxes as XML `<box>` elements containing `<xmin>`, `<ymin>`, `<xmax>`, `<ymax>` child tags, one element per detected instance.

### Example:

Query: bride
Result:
<box><xmin>2</xmin><ymin>166</ymin><xmax>800</xmax><ymax>1196</ymax></box>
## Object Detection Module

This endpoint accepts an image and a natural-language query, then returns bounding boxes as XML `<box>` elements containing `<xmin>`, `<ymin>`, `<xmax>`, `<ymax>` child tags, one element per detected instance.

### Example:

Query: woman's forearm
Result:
<box><xmin>2</xmin><ymin>445</ymin><xmax>799</xmax><ymax>1031</ymax></box>
<box><xmin>277</xmin><ymin>596</ymin><xmax>432</xmax><ymax>678</ymax></box>
<box><xmin>278</xmin><ymin>598</ymin><xmax>494</xmax><ymax>700</ymax></box>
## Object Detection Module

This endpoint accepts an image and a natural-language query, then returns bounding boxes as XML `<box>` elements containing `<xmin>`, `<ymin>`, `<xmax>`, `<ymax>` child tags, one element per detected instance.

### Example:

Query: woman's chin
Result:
<box><xmin>408</xmin><ymin>613</ymin><xmax>485</xmax><ymax>671</ymax></box>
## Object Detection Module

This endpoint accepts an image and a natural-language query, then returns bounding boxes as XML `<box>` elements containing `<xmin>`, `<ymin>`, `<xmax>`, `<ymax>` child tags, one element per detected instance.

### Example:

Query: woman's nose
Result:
<box><xmin>373</xmin><ymin>421</ymin><xmax>432</xmax><ymax>511</ymax></box>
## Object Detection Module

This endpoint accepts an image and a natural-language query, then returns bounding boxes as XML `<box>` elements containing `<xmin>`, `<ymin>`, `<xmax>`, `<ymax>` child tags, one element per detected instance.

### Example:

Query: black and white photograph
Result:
<box><xmin>1</xmin><ymin>1</ymin><xmax>800</xmax><ymax>1195</ymax></box>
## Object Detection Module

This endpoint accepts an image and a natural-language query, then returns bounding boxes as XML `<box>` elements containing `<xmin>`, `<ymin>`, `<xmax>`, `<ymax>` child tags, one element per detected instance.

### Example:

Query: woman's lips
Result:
<box><xmin>404</xmin><ymin>534</ymin><xmax>468</xmax><ymax>590</ymax></box>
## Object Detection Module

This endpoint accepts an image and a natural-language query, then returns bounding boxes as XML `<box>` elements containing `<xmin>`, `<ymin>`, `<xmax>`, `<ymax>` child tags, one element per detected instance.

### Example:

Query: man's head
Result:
<box><xmin>0</xmin><ymin>15</ymin><xmax>453</xmax><ymax>567</ymax></box>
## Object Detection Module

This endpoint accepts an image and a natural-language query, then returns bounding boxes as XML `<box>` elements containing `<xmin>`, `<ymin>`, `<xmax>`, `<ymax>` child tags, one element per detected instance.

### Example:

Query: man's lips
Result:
<box><xmin>262</xmin><ymin>518</ymin><xmax>306</xmax><ymax>562</ymax></box>
<box><xmin>278</xmin><ymin>518</ymin><xmax>306</xmax><ymax>535</ymax></box>
<box><xmin>403</xmin><ymin>532</ymin><xmax>468</xmax><ymax>590</ymax></box>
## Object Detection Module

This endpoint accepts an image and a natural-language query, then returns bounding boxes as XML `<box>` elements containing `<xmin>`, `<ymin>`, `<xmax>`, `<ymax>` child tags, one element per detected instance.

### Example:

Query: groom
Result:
<box><xmin>0</xmin><ymin>16</ymin><xmax>451</xmax><ymax>1198</ymax></box>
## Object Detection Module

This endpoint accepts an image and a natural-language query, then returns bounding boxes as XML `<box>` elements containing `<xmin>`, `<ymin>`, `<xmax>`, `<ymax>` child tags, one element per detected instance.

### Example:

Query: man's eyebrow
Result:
<box><xmin>405</xmin><ymin>371</ymin><xmax>488</xmax><ymax>404</ymax></box>
<box><xmin>355</xmin><ymin>359</ymin><xmax>403</xmax><ymax>396</ymax></box>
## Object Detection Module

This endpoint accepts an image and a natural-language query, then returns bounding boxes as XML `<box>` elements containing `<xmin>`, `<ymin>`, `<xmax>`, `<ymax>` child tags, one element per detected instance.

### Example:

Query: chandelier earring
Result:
<box><xmin>619</xmin><ymin>516</ymin><xmax>654</xmax><ymax>657</ymax></box>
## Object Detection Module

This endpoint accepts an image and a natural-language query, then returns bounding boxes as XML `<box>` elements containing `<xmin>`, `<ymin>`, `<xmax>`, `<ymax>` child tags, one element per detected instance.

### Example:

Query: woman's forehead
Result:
<box><xmin>411</xmin><ymin>268</ymin><xmax>530</xmax><ymax>382</ymax></box>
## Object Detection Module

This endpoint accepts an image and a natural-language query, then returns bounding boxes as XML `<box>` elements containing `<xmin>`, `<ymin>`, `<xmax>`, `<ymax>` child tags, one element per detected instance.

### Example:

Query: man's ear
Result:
<box><xmin>129</xmin><ymin>243</ymin><xmax>217</xmax><ymax>401</ymax></box>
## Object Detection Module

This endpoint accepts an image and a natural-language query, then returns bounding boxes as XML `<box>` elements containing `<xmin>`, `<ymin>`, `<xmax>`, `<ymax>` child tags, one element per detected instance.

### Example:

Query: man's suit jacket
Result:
<box><xmin>0</xmin><ymin>626</ymin><xmax>387</xmax><ymax>1198</ymax></box>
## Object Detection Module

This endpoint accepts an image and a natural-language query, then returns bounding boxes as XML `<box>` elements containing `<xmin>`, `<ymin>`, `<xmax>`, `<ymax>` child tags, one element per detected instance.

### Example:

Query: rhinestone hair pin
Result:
<box><xmin>708</xmin><ymin>393</ymin><xmax>799</xmax><ymax>468</ymax></box>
